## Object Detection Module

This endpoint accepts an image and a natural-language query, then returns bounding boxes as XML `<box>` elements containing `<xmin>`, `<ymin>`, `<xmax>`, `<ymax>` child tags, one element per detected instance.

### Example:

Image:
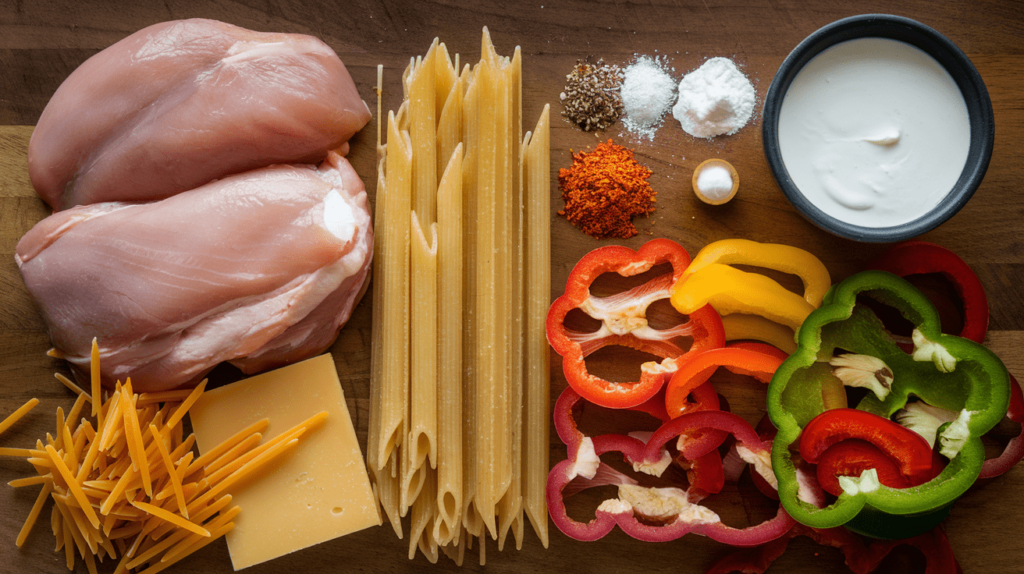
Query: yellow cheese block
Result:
<box><xmin>190</xmin><ymin>354</ymin><xmax>381</xmax><ymax>570</ymax></box>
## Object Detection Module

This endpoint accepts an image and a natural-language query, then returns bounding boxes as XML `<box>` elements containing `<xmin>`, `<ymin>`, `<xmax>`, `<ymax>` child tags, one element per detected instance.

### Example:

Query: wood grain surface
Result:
<box><xmin>1</xmin><ymin>1</ymin><xmax>1022</xmax><ymax>572</ymax></box>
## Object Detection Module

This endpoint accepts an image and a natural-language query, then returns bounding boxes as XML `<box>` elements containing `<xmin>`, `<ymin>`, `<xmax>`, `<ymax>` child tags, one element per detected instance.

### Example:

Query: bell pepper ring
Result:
<box><xmin>978</xmin><ymin>373</ymin><xmax>1024</xmax><ymax>480</ymax></box>
<box><xmin>671</xmin><ymin>239</ymin><xmax>832</xmax><ymax>334</ymax></box>
<box><xmin>681</xmin><ymin>238</ymin><xmax>833</xmax><ymax>307</ymax></box>
<box><xmin>626</xmin><ymin>428</ymin><xmax>726</xmax><ymax>499</ymax></box>
<box><xmin>553</xmin><ymin>384</ymin><xmax>727</xmax><ymax>491</ymax></box>
<box><xmin>664</xmin><ymin>345</ymin><xmax>785</xmax><ymax>493</ymax></box>
<box><xmin>814</xmin><ymin>439</ymin><xmax>912</xmax><ymax>497</ymax></box>
<box><xmin>868</xmin><ymin>240</ymin><xmax>988</xmax><ymax>345</ymax></box>
<box><xmin>664</xmin><ymin>346</ymin><xmax>784</xmax><ymax>419</ymax></box>
<box><xmin>552</xmin><ymin>386</ymin><xmax>696</xmax><ymax>465</ymax></box>
<box><xmin>800</xmin><ymin>408</ymin><xmax>940</xmax><ymax>487</ymax></box>
<box><xmin>547</xmin><ymin>409</ymin><xmax>796</xmax><ymax>546</ymax></box>
<box><xmin>547</xmin><ymin>238</ymin><xmax>726</xmax><ymax>409</ymax></box>
<box><xmin>767</xmin><ymin>270</ymin><xmax>1011</xmax><ymax>536</ymax></box>
<box><xmin>722</xmin><ymin>441</ymin><xmax>785</xmax><ymax>502</ymax></box>
<box><xmin>671</xmin><ymin>263</ymin><xmax>814</xmax><ymax>333</ymax></box>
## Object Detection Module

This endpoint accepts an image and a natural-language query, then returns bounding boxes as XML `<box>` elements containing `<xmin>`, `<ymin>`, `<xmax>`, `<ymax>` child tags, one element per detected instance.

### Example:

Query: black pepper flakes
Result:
<box><xmin>560</xmin><ymin>59</ymin><xmax>624</xmax><ymax>132</ymax></box>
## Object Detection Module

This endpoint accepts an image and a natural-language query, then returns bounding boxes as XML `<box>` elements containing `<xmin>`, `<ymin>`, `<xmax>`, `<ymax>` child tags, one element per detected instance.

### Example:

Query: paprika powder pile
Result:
<box><xmin>558</xmin><ymin>140</ymin><xmax>656</xmax><ymax>239</ymax></box>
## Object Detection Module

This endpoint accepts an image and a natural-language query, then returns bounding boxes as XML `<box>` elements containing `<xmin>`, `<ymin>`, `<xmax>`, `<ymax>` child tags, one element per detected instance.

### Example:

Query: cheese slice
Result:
<box><xmin>190</xmin><ymin>354</ymin><xmax>381</xmax><ymax>570</ymax></box>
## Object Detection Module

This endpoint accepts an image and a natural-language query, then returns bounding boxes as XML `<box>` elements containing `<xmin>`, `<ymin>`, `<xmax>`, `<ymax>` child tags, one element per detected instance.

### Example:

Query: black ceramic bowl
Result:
<box><xmin>762</xmin><ymin>14</ymin><xmax>994</xmax><ymax>243</ymax></box>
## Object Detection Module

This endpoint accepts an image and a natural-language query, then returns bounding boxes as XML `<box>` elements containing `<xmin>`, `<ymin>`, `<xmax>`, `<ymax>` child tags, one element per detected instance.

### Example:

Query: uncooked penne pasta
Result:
<box><xmin>497</xmin><ymin>45</ymin><xmax>525</xmax><ymax>552</ymax></box>
<box><xmin>460</xmin><ymin>65</ymin><xmax>482</xmax><ymax>541</ymax></box>
<box><xmin>473</xmin><ymin>57</ymin><xmax>505</xmax><ymax>540</ymax></box>
<box><xmin>436</xmin><ymin>76</ymin><xmax>463</xmax><ymax>196</ymax></box>
<box><xmin>480</xmin><ymin>26</ymin><xmax>498</xmax><ymax>67</ymax></box>
<box><xmin>409</xmin><ymin>466</ymin><xmax>438</xmax><ymax>563</ymax></box>
<box><xmin>410</xmin><ymin>40</ymin><xmax>437</xmax><ymax>223</ymax></box>
<box><xmin>523</xmin><ymin>105</ymin><xmax>551</xmax><ymax>548</ymax></box>
<box><xmin>377</xmin><ymin>109</ymin><xmax>412</xmax><ymax>469</ymax></box>
<box><xmin>405</xmin><ymin>45</ymin><xmax>439</xmax><ymax>511</ymax></box>
<box><xmin>494</xmin><ymin>56</ymin><xmax>515</xmax><ymax>536</ymax></box>
<box><xmin>369</xmin><ymin>29</ymin><xmax>548</xmax><ymax>563</ymax></box>
<box><xmin>403</xmin><ymin>211</ymin><xmax>437</xmax><ymax>511</ymax></box>
<box><xmin>434</xmin><ymin>43</ymin><xmax>457</xmax><ymax>144</ymax></box>
<box><xmin>434</xmin><ymin>145</ymin><xmax>464</xmax><ymax>547</ymax></box>
<box><xmin>376</xmin><ymin>454</ymin><xmax>404</xmax><ymax>539</ymax></box>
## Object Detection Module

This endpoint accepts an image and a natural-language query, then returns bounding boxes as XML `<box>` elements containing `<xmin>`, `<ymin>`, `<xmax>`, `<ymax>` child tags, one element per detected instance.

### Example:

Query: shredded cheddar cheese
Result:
<box><xmin>0</xmin><ymin>347</ymin><xmax>326</xmax><ymax>573</ymax></box>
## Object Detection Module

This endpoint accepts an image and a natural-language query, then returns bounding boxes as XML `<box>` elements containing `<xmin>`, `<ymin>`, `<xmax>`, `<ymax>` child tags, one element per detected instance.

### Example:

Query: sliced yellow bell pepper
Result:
<box><xmin>679</xmin><ymin>238</ymin><xmax>832</xmax><ymax>307</ymax></box>
<box><xmin>671</xmin><ymin>263</ymin><xmax>813</xmax><ymax>332</ymax></box>
<box><xmin>670</xmin><ymin>239</ymin><xmax>831</xmax><ymax>334</ymax></box>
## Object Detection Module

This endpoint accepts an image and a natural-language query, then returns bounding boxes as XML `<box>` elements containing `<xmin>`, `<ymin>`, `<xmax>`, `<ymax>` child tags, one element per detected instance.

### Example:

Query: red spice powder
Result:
<box><xmin>557</xmin><ymin>139</ymin><xmax>656</xmax><ymax>239</ymax></box>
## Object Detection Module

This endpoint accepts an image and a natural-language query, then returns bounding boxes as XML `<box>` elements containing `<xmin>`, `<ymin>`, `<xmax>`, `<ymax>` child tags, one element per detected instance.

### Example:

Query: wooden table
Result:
<box><xmin>1</xmin><ymin>1</ymin><xmax>1021</xmax><ymax>572</ymax></box>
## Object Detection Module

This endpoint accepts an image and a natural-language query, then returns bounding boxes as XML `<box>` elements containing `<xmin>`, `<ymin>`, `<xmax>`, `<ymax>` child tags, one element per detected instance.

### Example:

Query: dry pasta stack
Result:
<box><xmin>0</xmin><ymin>340</ymin><xmax>323</xmax><ymax>573</ymax></box>
<box><xmin>369</xmin><ymin>28</ymin><xmax>551</xmax><ymax>564</ymax></box>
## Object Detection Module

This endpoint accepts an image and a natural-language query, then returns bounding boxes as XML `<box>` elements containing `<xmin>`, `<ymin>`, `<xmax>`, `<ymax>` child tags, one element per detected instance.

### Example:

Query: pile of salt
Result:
<box><xmin>696</xmin><ymin>165</ymin><xmax>733</xmax><ymax>201</ymax></box>
<box><xmin>620</xmin><ymin>56</ymin><xmax>676</xmax><ymax>140</ymax></box>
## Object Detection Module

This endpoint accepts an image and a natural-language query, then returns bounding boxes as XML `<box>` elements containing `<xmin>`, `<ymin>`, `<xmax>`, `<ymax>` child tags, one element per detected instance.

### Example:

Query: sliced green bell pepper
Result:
<box><xmin>767</xmin><ymin>270</ymin><xmax>1010</xmax><ymax>538</ymax></box>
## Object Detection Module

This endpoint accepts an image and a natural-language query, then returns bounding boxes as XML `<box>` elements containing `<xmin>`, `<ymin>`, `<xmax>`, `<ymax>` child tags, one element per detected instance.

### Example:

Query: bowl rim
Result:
<box><xmin>761</xmin><ymin>13</ymin><xmax>995</xmax><ymax>243</ymax></box>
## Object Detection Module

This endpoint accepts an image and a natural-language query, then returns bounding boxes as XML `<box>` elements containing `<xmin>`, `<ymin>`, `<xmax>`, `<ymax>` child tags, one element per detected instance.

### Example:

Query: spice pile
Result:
<box><xmin>673</xmin><ymin>57</ymin><xmax>756</xmax><ymax>138</ymax></box>
<box><xmin>558</xmin><ymin>140</ymin><xmax>656</xmax><ymax>239</ymax></box>
<box><xmin>559</xmin><ymin>59</ymin><xmax>624</xmax><ymax>132</ymax></box>
<box><xmin>620</xmin><ymin>56</ymin><xmax>676</xmax><ymax>140</ymax></box>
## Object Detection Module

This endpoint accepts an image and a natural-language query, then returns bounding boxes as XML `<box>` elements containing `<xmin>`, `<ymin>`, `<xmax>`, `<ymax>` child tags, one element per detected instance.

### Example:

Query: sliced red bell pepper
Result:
<box><xmin>978</xmin><ymin>373</ymin><xmax>1024</xmax><ymax>480</ymax></box>
<box><xmin>553</xmin><ymin>384</ymin><xmax>727</xmax><ymax>492</ymax></box>
<box><xmin>671</xmin><ymin>381</ymin><xmax>728</xmax><ymax>488</ymax></box>
<box><xmin>815</xmin><ymin>439</ymin><xmax>912</xmax><ymax>497</ymax></box>
<box><xmin>800</xmin><ymin>409</ymin><xmax>939</xmax><ymax>487</ymax></box>
<box><xmin>723</xmin><ymin>442</ymin><xmax>784</xmax><ymax>503</ymax></box>
<box><xmin>684</xmin><ymin>449</ymin><xmax>727</xmax><ymax>498</ymax></box>
<box><xmin>661</xmin><ymin>345</ymin><xmax>782</xmax><ymax>497</ymax></box>
<box><xmin>665</xmin><ymin>347</ymin><xmax>784</xmax><ymax>419</ymax></box>
<box><xmin>868</xmin><ymin>241</ymin><xmax>988</xmax><ymax>344</ymax></box>
<box><xmin>547</xmin><ymin>409</ymin><xmax>795</xmax><ymax>546</ymax></box>
<box><xmin>547</xmin><ymin>238</ymin><xmax>726</xmax><ymax>409</ymax></box>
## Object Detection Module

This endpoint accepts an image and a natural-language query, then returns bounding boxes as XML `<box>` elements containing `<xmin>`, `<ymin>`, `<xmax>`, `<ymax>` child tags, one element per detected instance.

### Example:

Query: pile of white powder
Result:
<box><xmin>673</xmin><ymin>57</ymin><xmax>756</xmax><ymax>139</ymax></box>
<box><xmin>620</xmin><ymin>56</ymin><xmax>677</xmax><ymax>139</ymax></box>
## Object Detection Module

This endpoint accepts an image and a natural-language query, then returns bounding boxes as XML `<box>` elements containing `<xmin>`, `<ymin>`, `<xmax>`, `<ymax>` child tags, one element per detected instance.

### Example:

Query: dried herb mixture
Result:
<box><xmin>560</xmin><ymin>59</ymin><xmax>624</xmax><ymax>132</ymax></box>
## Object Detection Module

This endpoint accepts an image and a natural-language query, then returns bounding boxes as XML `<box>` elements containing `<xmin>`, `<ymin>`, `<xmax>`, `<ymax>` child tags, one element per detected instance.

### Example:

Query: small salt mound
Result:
<box><xmin>621</xmin><ymin>56</ymin><xmax>677</xmax><ymax>139</ymax></box>
<box><xmin>696</xmin><ymin>166</ymin><xmax>733</xmax><ymax>201</ymax></box>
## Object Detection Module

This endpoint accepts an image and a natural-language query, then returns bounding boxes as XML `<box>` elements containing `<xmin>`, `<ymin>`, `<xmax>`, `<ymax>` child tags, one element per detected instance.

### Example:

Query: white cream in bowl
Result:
<box><xmin>777</xmin><ymin>37</ymin><xmax>970</xmax><ymax>228</ymax></box>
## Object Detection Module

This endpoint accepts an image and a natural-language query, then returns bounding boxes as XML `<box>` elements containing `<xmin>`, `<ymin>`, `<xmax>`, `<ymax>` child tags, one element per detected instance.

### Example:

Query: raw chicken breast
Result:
<box><xmin>16</xmin><ymin>152</ymin><xmax>372</xmax><ymax>392</ymax></box>
<box><xmin>28</xmin><ymin>18</ymin><xmax>370</xmax><ymax>211</ymax></box>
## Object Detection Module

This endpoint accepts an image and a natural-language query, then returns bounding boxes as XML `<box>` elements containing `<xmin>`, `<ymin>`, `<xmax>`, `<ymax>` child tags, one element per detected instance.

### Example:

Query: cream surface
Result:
<box><xmin>778</xmin><ymin>37</ymin><xmax>970</xmax><ymax>228</ymax></box>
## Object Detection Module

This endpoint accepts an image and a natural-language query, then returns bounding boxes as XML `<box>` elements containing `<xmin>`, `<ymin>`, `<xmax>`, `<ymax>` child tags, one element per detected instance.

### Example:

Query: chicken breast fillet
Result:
<box><xmin>16</xmin><ymin>152</ymin><xmax>372</xmax><ymax>392</ymax></box>
<box><xmin>28</xmin><ymin>18</ymin><xmax>370</xmax><ymax>210</ymax></box>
